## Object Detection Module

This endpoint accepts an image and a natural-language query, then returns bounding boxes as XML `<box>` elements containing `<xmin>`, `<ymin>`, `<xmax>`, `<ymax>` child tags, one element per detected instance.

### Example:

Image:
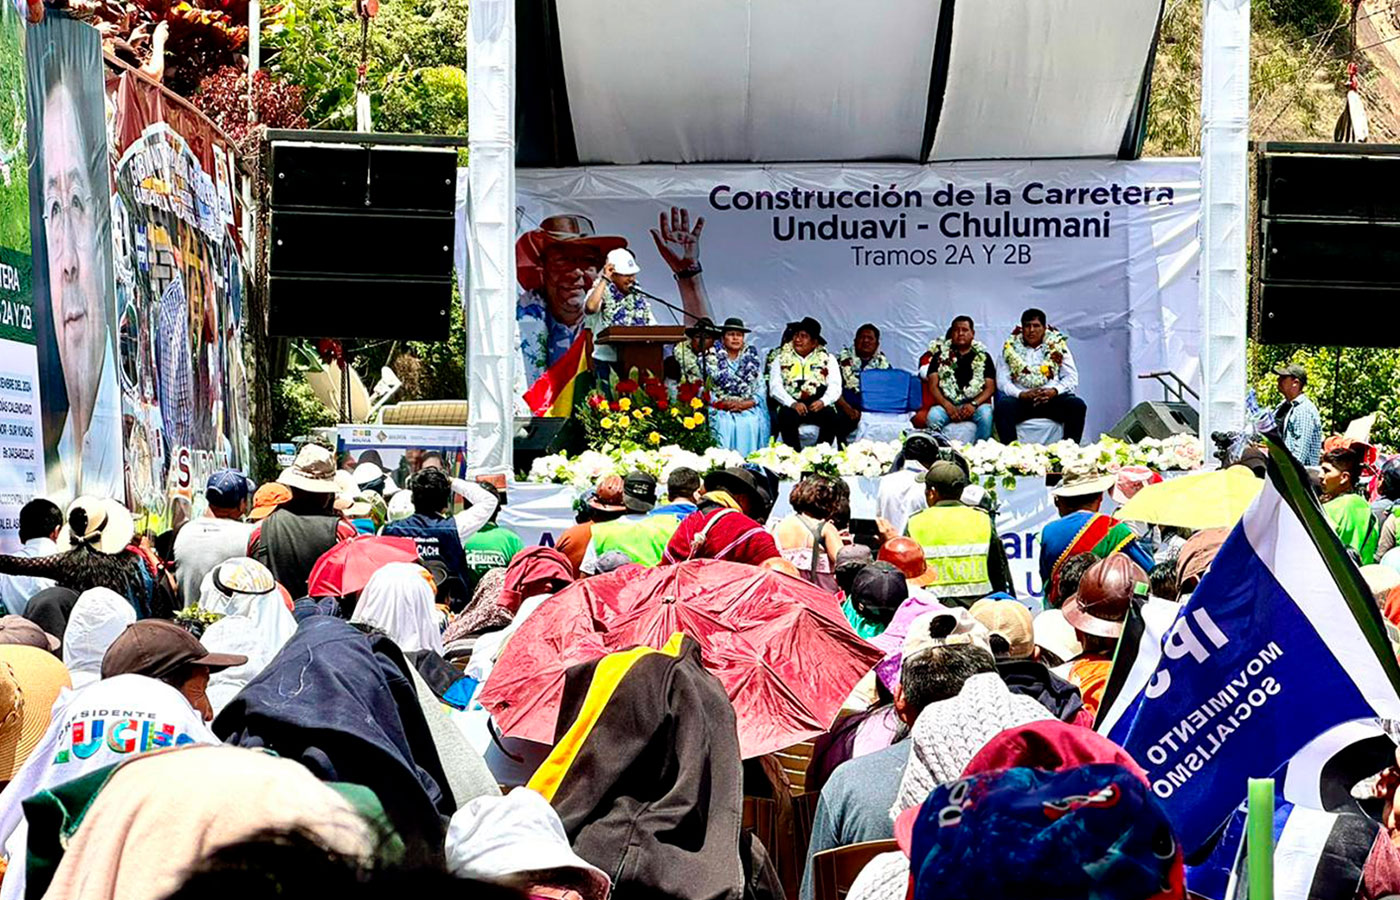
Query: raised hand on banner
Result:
<box><xmin>651</xmin><ymin>206</ymin><xmax>705</xmax><ymax>275</ymax></box>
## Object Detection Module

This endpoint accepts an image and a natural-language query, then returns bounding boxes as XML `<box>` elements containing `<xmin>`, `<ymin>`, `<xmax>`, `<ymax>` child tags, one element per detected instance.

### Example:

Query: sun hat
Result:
<box><xmin>895</xmin><ymin>764</ymin><xmax>1183</xmax><ymax>900</ymax></box>
<box><xmin>1033</xmin><ymin>609</ymin><xmax>1084</xmax><ymax>664</ymax></box>
<box><xmin>0</xmin><ymin>645</ymin><xmax>71</xmax><ymax>781</ymax></box>
<box><xmin>901</xmin><ymin>608</ymin><xmax>993</xmax><ymax>662</ymax></box>
<box><xmin>1062</xmin><ymin>554</ymin><xmax>1149</xmax><ymax>640</ymax></box>
<box><xmin>878</xmin><ymin>536</ymin><xmax>938</xmax><ymax>587</ymax></box>
<box><xmin>606</xmin><ymin>247</ymin><xmax>640</xmax><ymax>275</ymax></box>
<box><xmin>0</xmin><ymin>615</ymin><xmax>60</xmax><ymax>652</ymax></box>
<box><xmin>1050</xmin><ymin>471</ymin><xmax>1116</xmax><ymax>499</ymax></box>
<box><xmin>446</xmin><ymin>788</ymin><xmax>611</xmax><ymax>900</ymax></box>
<box><xmin>352</xmin><ymin>462</ymin><xmax>386</xmax><ymax>489</ymax></box>
<box><xmin>514</xmin><ymin>214</ymin><xmax>626</xmax><ymax>292</ymax></box>
<box><xmin>57</xmin><ymin>496</ymin><xmax>135</xmax><ymax>554</ymax></box>
<box><xmin>1111</xmin><ymin>465</ymin><xmax>1163</xmax><ymax>504</ymax></box>
<box><xmin>248</xmin><ymin>483</ymin><xmax>292</xmax><ymax>521</ymax></box>
<box><xmin>585</xmin><ymin>474</ymin><xmax>629</xmax><ymax>515</ymax></box>
<box><xmin>969</xmin><ymin>598</ymin><xmax>1034</xmax><ymax>660</ymax></box>
<box><xmin>277</xmin><ymin>445</ymin><xmax>340</xmax><ymax>494</ymax></box>
<box><xmin>102</xmin><ymin>620</ymin><xmax>248</xmax><ymax>680</ymax></box>
<box><xmin>205</xmin><ymin>469</ymin><xmax>255</xmax><ymax>508</ymax></box>
<box><xmin>211</xmin><ymin>557</ymin><xmax>279</xmax><ymax>597</ymax></box>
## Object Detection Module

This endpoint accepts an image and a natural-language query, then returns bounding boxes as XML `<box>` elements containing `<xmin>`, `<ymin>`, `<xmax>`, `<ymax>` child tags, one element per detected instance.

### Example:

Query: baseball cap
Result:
<box><xmin>248</xmin><ymin>483</ymin><xmax>292</xmax><ymax>521</ymax></box>
<box><xmin>606</xmin><ymin>247</ymin><xmax>641</xmax><ymax>275</ymax></box>
<box><xmin>897</xmin><ymin>764</ymin><xmax>1183</xmax><ymax>900</ymax></box>
<box><xmin>969</xmin><ymin>597</ymin><xmax>1034</xmax><ymax>660</ymax></box>
<box><xmin>206</xmin><ymin>468</ymin><xmax>254</xmax><ymax>508</ymax></box>
<box><xmin>0</xmin><ymin>646</ymin><xmax>71</xmax><ymax>781</ymax></box>
<box><xmin>850</xmin><ymin>562</ymin><xmax>909</xmax><ymax>624</ymax></box>
<box><xmin>918</xmin><ymin>460</ymin><xmax>968</xmax><ymax>492</ymax></box>
<box><xmin>102</xmin><ymin>620</ymin><xmax>248</xmax><ymax>680</ymax></box>
<box><xmin>0</xmin><ymin>615</ymin><xmax>60</xmax><ymax>652</ymax></box>
<box><xmin>1273</xmin><ymin>362</ymin><xmax>1307</xmax><ymax>385</ymax></box>
<box><xmin>622</xmin><ymin>471</ymin><xmax>657</xmax><ymax>513</ymax></box>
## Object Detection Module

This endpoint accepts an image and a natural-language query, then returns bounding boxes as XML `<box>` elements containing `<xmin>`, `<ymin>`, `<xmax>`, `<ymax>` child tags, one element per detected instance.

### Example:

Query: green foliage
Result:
<box><xmin>262</xmin><ymin>0</ymin><xmax>467</xmax><ymax>138</ymax></box>
<box><xmin>0</xmin><ymin>6</ymin><xmax>28</xmax><ymax>252</ymax></box>
<box><xmin>273</xmin><ymin>374</ymin><xmax>337</xmax><ymax>442</ymax></box>
<box><xmin>1248</xmin><ymin>344</ymin><xmax>1400</xmax><ymax>449</ymax></box>
<box><xmin>1257</xmin><ymin>0</ymin><xmax>1345</xmax><ymax>36</ymax></box>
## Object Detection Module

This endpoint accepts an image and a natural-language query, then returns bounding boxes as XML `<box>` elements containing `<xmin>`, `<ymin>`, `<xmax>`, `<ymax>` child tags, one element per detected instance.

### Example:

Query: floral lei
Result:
<box><xmin>709</xmin><ymin>344</ymin><xmax>762</xmax><ymax>400</ymax></box>
<box><xmin>776</xmin><ymin>343</ymin><xmax>834</xmax><ymax>400</ymax></box>
<box><xmin>926</xmin><ymin>338</ymin><xmax>991</xmax><ymax>403</ymax></box>
<box><xmin>1003</xmin><ymin>326</ymin><xmax>1068</xmax><ymax>390</ymax></box>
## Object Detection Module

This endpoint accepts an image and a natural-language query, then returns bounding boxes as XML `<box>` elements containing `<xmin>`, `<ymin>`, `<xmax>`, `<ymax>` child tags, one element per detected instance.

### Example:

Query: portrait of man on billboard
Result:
<box><xmin>26</xmin><ymin>15</ymin><xmax>122</xmax><ymax>502</ymax></box>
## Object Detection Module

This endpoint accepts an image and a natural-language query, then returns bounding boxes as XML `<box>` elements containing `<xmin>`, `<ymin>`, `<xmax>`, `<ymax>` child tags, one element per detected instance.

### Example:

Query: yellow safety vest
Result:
<box><xmin>591</xmin><ymin>515</ymin><xmax>685</xmax><ymax>567</ymax></box>
<box><xmin>905</xmin><ymin>504</ymin><xmax>994</xmax><ymax>602</ymax></box>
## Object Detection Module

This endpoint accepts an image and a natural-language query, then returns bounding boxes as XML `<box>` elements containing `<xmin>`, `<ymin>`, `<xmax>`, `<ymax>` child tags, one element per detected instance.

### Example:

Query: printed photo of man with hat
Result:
<box><xmin>516</xmin><ymin>208</ymin><xmax>711</xmax><ymax>385</ymax></box>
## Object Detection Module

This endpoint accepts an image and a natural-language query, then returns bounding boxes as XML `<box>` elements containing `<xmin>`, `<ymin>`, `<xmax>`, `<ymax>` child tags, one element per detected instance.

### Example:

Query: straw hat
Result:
<box><xmin>58</xmin><ymin>496</ymin><xmax>135</xmax><ymax>554</ymax></box>
<box><xmin>0</xmin><ymin>645</ymin><xmax>72</xmax><ymax>781</ymax></box>
<box><xmin>278</xmin><ymin>445</ymin><xmax>340</xmax><ymax>494</ymax></box>
<box><xmin>1050</xmin><ymin>472</ymin><xmax>1116</xmax><ymax>499</ymax></box>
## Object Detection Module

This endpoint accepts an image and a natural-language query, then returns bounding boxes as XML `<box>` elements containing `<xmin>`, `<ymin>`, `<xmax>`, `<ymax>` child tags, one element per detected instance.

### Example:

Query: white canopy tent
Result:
<box><xmin>466</xmin><ymin>0</ymin><xmax>1246</xmax><ymax>473</ymax></box>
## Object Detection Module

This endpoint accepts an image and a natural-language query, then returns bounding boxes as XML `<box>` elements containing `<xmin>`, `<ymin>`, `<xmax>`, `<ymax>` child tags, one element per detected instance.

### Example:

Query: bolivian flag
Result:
<box><xmin>524</xmin><ymin>330</ymin><xmax>592</xmax><ymax>417</ymax></box>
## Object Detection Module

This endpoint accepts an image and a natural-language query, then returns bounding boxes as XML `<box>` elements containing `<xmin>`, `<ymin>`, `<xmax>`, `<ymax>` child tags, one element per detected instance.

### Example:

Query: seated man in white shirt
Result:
<box><xmin>0</xmin><ymin>498</ymin><xmax>61</xmax><ymax>615</ymax></box>
<box><xmin>770</xmin><ymin>317</ymin><xmax>845</xmax><ymax>449</ymax></box>
<box><xmin>993</xmin><ymin>307</ymin><xmax>1088</xmax><ymax>443</ymax></box>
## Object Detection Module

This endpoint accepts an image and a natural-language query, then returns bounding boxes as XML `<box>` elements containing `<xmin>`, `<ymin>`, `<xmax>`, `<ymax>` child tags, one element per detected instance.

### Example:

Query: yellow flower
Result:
<box><xmin>683</xmin><ymin>418</ymin><xmax>696</xmax><ymax>430</ymax></box>
<box><xmin>618</xmin><ymin>398</ymin><xmax>631</xmax><ymax>411</ymax></box>
<box><xmin>617</xmin><ymin>412</ymin><xmax>631</xmax><ymax>425</ymax></box>
<box><xmin>648</xmin><ymin>431</ymin><xmax>662</xmax><ymax>445</ymax></box>
<box><xmin>600</xmin><ymin>417</ymin><xmax>613</xmax><ymax>429</ymax></box>
<box><xmin>690</xmin><ymin>397</ymin><xmax>704</xmax><ymax>409</ymax></box>
<box><xmin>670</xmin><ymin>407</ymin><xmax>680</xmax><ymax>417</ymax></box>
<box><xmin>642</xmin><ymin>406</ymin><xmax>654</xmax><ymax>416</ymax></box>
<box><xmin>692</xmin><ymin>412</ymin><xmax>705</xmax><ymax>424</ymax></box>
<box><xmin>1039</xmin><ymin>364</ymin><xmax>1051</xmax><ymax>376</ymax></box>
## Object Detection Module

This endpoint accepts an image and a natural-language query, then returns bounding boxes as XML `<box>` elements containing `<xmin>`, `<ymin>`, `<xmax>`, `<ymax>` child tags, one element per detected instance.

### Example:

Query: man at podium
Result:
<box><xmin>584</xmin><ymin>248</ymin><xmax>656</xmax><ymax>381</ymax></box>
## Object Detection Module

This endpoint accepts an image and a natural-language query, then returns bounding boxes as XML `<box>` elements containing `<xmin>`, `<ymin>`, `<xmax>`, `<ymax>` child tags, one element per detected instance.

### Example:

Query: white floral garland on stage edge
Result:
<box><xmin>525</xmin><ymin>434</ymin><xmax>1205</xmax><ymax>489</ymax></box>
<box><xmin>1003</xmin><ymin>327</ymin><xmax>1069</xmax><ymax>390</ymax></box>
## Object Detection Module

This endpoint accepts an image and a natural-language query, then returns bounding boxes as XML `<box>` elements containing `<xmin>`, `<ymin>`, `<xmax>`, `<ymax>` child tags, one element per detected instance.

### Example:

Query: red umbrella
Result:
<box><xmin>306</xmin><ymin>535</ymin><xmax>419</xmax><ymax>597</ymax></box>
<box><xmin>477</xmin><ymin>559</ymin><xmax>884</xmax><ymax>758</ymax></box>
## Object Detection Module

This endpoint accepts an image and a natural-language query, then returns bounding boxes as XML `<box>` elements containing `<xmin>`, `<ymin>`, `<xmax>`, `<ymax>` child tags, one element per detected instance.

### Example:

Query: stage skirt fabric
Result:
<box><xmin>713</xmin><ymin>403</ymin><xmax>770</xmax><ymax>457</ymax></box>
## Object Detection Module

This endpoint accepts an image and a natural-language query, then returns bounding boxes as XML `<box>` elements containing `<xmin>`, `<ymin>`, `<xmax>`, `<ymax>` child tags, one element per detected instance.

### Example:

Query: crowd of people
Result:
<box><xmin>2</xmin><ymin>414</ymin><xmax>1400</xmax><ymax>900</ymax></box>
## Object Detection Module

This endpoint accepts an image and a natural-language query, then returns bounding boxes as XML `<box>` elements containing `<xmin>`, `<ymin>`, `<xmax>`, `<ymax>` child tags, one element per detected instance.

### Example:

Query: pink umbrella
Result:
<box><xmin>477</xmin><ymin>559</ymin><xmax>884</xmax><ymax>758</ymax></box>
<box><xmin>306</xmin><ymin>535</ymin><xmax>419</xmax><ymax>597</ymax></box>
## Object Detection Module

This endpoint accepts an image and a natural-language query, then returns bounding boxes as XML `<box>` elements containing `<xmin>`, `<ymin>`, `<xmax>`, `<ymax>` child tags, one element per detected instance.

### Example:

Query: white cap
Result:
<box><xmin>446</xmin><ymin>788</ymin><xmax>611</xmax><ymax>900</ymax></box>
<box><xmin>606</xmin><ymin>247</ymin><xmax>640</xmax><ymax>275</ymax></box>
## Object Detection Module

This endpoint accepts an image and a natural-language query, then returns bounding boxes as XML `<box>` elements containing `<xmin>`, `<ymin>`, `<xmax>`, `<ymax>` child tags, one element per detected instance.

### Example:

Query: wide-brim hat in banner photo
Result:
<box><xmin>59</xmin><ymin>496</ymin><xmax>136</xmax><ymax>555</ymax></box>
<box><xmin>515</xmin><ymin>214</ymin><xmax>628</xmax><ymax>292</ymax></box>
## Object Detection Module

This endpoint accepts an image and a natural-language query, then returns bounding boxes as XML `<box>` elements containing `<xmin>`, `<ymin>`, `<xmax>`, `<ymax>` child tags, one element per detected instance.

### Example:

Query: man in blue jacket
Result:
<box><xmin>383</xmin><ymin>468</ymin><xmax>500</xmax><ymax>592</ymax></box>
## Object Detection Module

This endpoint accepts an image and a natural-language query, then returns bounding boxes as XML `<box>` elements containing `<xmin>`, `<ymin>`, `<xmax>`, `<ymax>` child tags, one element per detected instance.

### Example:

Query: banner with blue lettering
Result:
<box><xmin>1100</xmin><ymin>439</ymin><xmax>1400</xmax><ymax>852</ymax></box>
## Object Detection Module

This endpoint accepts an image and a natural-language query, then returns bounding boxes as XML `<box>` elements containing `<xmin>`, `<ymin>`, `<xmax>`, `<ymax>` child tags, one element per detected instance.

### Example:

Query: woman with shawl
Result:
<box><xmin>708</xmin><ymin>318</ymin><xmax>769</xmax><ymax>457</ymax></box>
<box><xmin>349</xmin><ymin>561</ymin><xmax>444</xmax><ymax>654</ymax></box>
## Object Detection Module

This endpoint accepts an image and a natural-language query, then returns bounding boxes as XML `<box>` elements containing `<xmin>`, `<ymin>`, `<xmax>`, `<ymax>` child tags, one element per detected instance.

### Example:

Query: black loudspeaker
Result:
<box><xmin>1254</xmin><ymin>143</ymin><xmax>1400</xmax><ymax>346</ymax></box>
<box><xmin>264</xmin><ymin>131</ymin><xmax>461</xmax><ymax>340</ymax></box>
<box><xmin>513</xmin><ymin>416</ymin><xmax>584</xmax><ymax>476</ymax></box>
<box><xmin>1107</xmin><ymin>401</ymin><xmax>1199</xmax><ymax>442</ymax></box>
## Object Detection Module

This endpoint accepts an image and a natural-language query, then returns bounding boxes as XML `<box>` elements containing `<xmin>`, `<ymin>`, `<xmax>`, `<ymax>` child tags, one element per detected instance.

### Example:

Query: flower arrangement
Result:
<box><xmin>1003</xmin><ymin>327</ymin><xmax>1069</xmax><ymax>389</ymax></box>
<box><xmin>526</xmin><ymin>434</ymin><xmax>1204</xmax><ymax>487</ymax></box>
<box><xmin>577</xmin><ymin>371</ymin><xmax>718</xmax><ymax>455</ymax></box>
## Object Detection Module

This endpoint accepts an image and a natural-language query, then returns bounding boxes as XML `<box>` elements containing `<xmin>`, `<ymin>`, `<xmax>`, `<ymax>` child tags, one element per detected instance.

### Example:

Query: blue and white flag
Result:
<box><xmin>1099</xmin><ymin>437</ymin><xmax>1400</xmax><ymax>852</ymax></box>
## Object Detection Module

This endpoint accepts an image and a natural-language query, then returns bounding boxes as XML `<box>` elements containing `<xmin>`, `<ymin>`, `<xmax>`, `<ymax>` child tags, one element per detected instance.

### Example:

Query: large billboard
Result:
<box><xmin>24</xmin><ymin>12</ymin><xmax>122</xmax><ymax>508</ymax></box>
<box><xmin>515</xmin><ymin>160</ymin><xmax>1201</xmax><ymax>440</ymax></box>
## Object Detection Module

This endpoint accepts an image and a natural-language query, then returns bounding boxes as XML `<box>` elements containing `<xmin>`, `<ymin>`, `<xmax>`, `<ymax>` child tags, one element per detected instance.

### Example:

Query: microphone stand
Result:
<box><xmin>632</xmin><ymin>285</ymin><xmax>702</xmax><ymax>325</ymax></box>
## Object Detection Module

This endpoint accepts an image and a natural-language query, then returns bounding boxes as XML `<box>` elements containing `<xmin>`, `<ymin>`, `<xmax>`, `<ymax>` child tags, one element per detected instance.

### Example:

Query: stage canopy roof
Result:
<box><xmin>516</xmin><ymin>0</ymin><xmax>1165</xmax><ymax>167</ymax></box>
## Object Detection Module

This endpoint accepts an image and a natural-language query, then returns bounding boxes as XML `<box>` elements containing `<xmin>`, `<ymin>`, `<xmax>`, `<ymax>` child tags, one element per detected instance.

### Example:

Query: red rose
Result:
<box><xmin>616</xmin><ymin>379</ymin><xmax>640</xmax><ymax>395</ymax></box>
<box><xmin>645</xmin><ymin>383</ymin><xmax>667</xmax><ymax>402</ymax></box>
<box><xmin>609</xmin><ymin>400</ymin><xmax>621</xmax><ymax>412</ymax></box>
<box><xmin>678</xmin><ymin>382</ymin><xmax>700</xmax><ymax>402</ymax></box>
<box><xmin>658</xmin><ymin>400</ymin><xmax>669</xmax><ymax>410</ymax></box>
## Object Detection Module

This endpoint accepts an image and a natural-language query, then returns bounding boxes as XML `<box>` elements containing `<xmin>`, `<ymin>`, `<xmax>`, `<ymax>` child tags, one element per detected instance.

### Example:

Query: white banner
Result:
<box><xmin>514</xmin><ymin>160</ymin><xmax>1200</xmax><ymax>439</ymax></box>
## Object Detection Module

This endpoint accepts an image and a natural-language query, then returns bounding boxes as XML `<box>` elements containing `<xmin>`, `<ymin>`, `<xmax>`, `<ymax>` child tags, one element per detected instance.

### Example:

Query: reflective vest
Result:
<box><xmin>905</xmin><ymin>504</ymin><xmax>994</xmax><ymax>602</ymax></box>
<box><xmin>591</xmin><ymin>513</ymin><xmax>687</xmax><ymax>567</ymax></box>
<box><xmin>383</xmin><ymin>513</ymin><xmax>469</xmax><ymax>582</ymax></box>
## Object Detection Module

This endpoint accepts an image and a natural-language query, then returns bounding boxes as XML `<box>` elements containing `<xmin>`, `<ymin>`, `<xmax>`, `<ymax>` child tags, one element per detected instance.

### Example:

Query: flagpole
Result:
<box><xmin>1247</xmin><ymin>778</ymin><xmax>1275</xmax><ymax>900</ymax></box>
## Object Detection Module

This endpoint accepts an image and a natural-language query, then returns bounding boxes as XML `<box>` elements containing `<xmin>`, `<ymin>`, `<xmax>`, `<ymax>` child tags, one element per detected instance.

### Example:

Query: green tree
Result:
<box><xmin>1248</xmin><ymin>344</ymin><xmax>1400</xmax><ymax>448</ymax></box>
<box><xmin>261</xmin><ymin>0</ymin><xmax>468</xmax><ymax>138</ymax></box>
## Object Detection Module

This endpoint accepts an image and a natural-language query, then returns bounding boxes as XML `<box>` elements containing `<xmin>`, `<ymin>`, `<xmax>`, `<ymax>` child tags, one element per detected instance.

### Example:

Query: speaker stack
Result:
<box><xmin>264</xmin><ymin>131</ymin><xmax>461</xmax><ymax>340</ymax></box>
<box><xmin>1254</xmin><ymin>142</ymin><xmax>1400</xmax><ymax>346</ymax></box>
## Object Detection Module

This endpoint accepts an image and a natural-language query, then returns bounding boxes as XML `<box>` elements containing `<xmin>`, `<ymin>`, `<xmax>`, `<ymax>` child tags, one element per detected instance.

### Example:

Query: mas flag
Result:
<box><xmin>1100</xmin><ymin>437</ymin><xmax>1400</xmax><ymax>852</ymax></box>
